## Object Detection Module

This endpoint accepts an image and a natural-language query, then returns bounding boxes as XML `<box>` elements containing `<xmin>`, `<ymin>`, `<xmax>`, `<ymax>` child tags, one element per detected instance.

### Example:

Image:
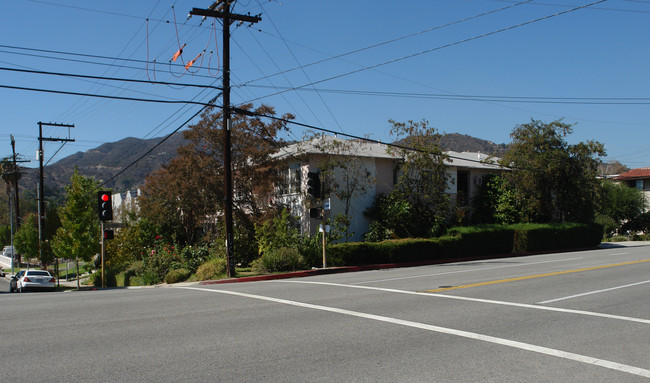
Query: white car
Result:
<box><xmin>15</xmin><ymin>270</ymin><xmax>56</xmax><ymax>292</ymax></box>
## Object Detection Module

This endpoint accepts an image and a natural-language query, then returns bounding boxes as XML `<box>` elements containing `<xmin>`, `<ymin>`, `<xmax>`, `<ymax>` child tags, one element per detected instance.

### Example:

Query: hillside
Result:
<box><xmin>22</xmin><ymin>132</ymin><xmax>187</xmax><ymax>196</ymax></box>
<box><xmin>439</xmin><ymin>133</ymin><xmax>508</xmax><ymax>155</ymax></box>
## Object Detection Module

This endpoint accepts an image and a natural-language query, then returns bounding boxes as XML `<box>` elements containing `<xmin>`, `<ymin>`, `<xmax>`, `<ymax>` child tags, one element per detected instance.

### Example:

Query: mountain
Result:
<box><xmin>439</xmin><ymin>133</ymin><xmax>508</xmax><ymax>156</ymax></box>
<box><xmin>23</xmin><ymin>133</ymin><xmax>187</xmax><ymax>196</ymax></box>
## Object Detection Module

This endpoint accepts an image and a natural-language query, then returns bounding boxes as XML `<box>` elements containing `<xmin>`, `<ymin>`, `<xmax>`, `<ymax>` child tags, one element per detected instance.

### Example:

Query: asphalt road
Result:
<box><xmin>1</xmin><ymin>243</ymin><xmax>649</xmax><ymax>382</ymax></box>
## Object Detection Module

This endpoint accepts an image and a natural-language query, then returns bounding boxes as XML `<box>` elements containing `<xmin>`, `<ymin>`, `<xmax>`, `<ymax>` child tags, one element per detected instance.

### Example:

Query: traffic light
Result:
<box><xmin>103</xmin><ymin>229</ymin><xmax>114</xmax><ymax>240</ymax></box>
<box><xmin>97</xmin><ymin>191</ymin><xmax>113</xmax><ymax>221</ymax></box>
<box><xmin>306</xmin><ymin>171</ymin><xmax>321</xmax><ymax>199</ymax></box>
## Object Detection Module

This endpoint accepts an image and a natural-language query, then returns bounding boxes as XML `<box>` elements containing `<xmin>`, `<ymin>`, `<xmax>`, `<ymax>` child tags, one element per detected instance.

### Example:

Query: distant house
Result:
<box><xmin>614</xmin><ymin>167</ymin><xmax>650</xmax><ymax>211</ymax></box>
<box><xmin>272</xmin><ymin>135</ymin><xmax>505</xmax><ymax>241</ymax></box>
<box><xmin>112</xmin><ymin>189</ymin><xmax>141</xmax><ymax>222</ymax></box>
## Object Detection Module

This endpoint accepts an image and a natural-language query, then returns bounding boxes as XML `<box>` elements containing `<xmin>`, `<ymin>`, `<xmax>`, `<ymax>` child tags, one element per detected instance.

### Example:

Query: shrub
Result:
<box><xmin>91</xmin><ymin>269</ymin><xmax>117</xmax><ymax>288</ymax></box>
<box><xmin>180</xmin><ymin>245</ymin><xmax>211</xmax><ymax>274</ymax></box>
<box><xmin>329</xmin><ymin>236</ymin><xmax>461</xmax><ymax>267</ymax></box>
<box><xmin>447</xmin><ymin>225</ymin><xmax>514</xmax><ymax>256</ymax></box>
<box><xmin>195</xmin><ymin>258</ymin><xmax>227</xmax><ymax>281</ymax></box>
<box><xmin>621</xmin><ymin>211</ymin><xmax>650</xmax><ymax>234</ymax></box>
<box><xmin>332</xmin><ymin>223</ymin><xmax>602</xmax><ymax>266</ymax></box>
<box><xmin>512</xmin><ymin>223</ymin><xmax>602</xmax><ymax>253</ymax></box>
<box><xmin>165</xmin><ymin>268</ymin><xmax>191</xmax><ymax>284</ymax></box>
<box><xmin>123</xmin><ymin>261</ymin><xmax>142</xmax><ymax>287</ymax></box>
<box><xmin>298</xmin><ymin>235</ymin><xmax>321</xmax><ymax>268</ymax></box>
<box><xmin>251</xmin><ymin>247</ymin><xmax>305</xmax><ymax>274</ymax></box>
<box><xmin>255</xmin><ymin>210</ymin><xmax>301</xmax><ymax>256</ymax></box>
<box><xmin>141</xmin><ymin>243</ymin><xmax>182</xmax><ymax>285</ymax></box>
<box><xmin>595</xmin><ymin>214</ymin><xmax>617</xmax><ymax>237</ymax></box>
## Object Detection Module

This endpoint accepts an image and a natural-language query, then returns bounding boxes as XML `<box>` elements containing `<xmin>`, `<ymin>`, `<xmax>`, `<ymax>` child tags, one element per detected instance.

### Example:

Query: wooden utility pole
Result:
<box><xmin>10</xmin><ymin>135</ymin><xmax>22</xmax><ymax>228</ymax></box>
<box><xmin>38</xmin><ymin>122</ymin><xmax>74</xmax><ymax>265</ymax></box>
<box><xmin>190</xmin><ymin>2</ymin><xmax>261</xmax><ymax>278</ymax></box>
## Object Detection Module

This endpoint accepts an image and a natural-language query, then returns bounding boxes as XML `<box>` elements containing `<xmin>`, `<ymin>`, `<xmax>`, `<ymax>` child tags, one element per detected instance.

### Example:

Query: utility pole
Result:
<box><xmin>190</xmin><ymin>2</ymin><xmax>261</xmax><ymax>278</ymax></box>
<box><xmin>8</xmin><ymin>134</ymin><xmax>29</xmax><ymax>270</ymax></box>
<box><xmin>10</xmin><ymin>135</ymin><xmax>22</xmax><ymax>228</ymax></box>
<box><xmin>38</xmin><ymin>122</ymin><xmax>74</xmax><ymax>266</ymax></box>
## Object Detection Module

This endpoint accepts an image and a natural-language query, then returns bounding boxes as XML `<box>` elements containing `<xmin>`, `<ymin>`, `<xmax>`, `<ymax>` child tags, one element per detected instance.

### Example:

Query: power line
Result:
<box><xmin>242</xmin><ymin>0</ymin><xmax>607</xmax><ymax>104</ymax></box>
<box><xmin>0</xmin><ymin>84</ymin><xmax>216</xmax><ymax>106</ymax></box>
<box><xmin>97</xmin><ymin>97</ymin><xmax>220</xmax><ymax>189</ymax></box>
<box><xmin>242</xmin><ymin>0</ymin><xmax>533</xmax><ymax>87</ymax></box>
<box><xmin>255</xmin><ymin>0</ymin><xmax>347</xmax><ymax>134</ymax></box>
<box><xmin>232</xmin><ymin>107</ymin><xmax>522</xmax><ymax>171</ymax></box>
<box><xmin>0</xmin><ymin>66</ymin><xmax>222</xmax><ymax>90</ymax></box>
<box><xmin>0</xmin><ymin>45</ymin><xmax>220</xmax><ymax>79</ymax></box>
<box><xmin>243</xmin><ymin>85</ymin><xmax>650</xmax><ymax>105</ymax></box>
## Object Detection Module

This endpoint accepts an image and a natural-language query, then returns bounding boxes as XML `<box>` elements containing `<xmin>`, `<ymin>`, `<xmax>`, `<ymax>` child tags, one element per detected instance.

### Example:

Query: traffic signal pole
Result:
<box><xmin>98</xmin><ymin>191</ymin><xmax>113</xmax><ymax>289</ymax></box>
<box><xmin>190</xmin><ymin>2</ymin><xmax>261</xmax><ymax>278</ymax></box>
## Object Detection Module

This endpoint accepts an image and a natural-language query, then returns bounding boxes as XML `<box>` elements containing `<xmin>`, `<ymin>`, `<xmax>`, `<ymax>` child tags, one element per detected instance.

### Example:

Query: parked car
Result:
<box><xmin>12</xmin><ymin>270</ymin><xmax>55</xmax><ymax>293</ymax></box>
<box><xmin>9</xmin><ymin>270</ymin><xmax>24</xmax><ymax>293</ymax></box>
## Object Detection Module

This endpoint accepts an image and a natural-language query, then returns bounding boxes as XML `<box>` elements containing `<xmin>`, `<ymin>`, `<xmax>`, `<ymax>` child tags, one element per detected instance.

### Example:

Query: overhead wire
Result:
<box><xmin>0</xmin><ymin>84</ymin><xmax>215</xmax><ymax>106</ymax></box>
<box><xmin>241</xmin><ymin>0</ymin><xmax>608</xmax><ymax>104</ymax></box>
<box><xmin>97</xmin><ymin>97</ymin><xmax>221</xmax><ymax>189</ymax></box>
<box><xmin>0</xmin><ymin>66</ymin><xmax>221</xmax><ymax>89</ymax></box>
<box><xmin>254</xmin><ymin>0</ymin><xmax>347</xmax><ymax>134</ymax></box>
<box><xmin>242</xmin><ymin>85</ymin><xmax>650</xmax><ymax>105</ymax></box>
<box><xmin>241</xmin><ymin>0</ymin><xmax>533</xmax><ymax>87</ymax></box>
<box><xmin>232</xmin><ymin>107</ymin><xmax>540</xmax><ymax>172</ymax></box>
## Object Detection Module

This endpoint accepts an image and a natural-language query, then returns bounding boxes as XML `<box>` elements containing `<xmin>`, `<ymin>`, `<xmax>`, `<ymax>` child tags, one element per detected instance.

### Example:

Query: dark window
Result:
<box><xmin>457</xmin><ymin>171</ymin><xmax>469</xmax><ymax>206</ymax></box>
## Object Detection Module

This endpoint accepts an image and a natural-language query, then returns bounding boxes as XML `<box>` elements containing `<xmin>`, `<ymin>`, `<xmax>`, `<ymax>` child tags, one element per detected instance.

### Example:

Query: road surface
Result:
<box><xmin>1</xmin><ymin>243</ymin><xmax>649</xmax><ymax>382</ymax></box>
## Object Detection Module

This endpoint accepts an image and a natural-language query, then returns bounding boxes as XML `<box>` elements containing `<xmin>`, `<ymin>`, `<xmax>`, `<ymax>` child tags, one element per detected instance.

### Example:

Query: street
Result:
<box><xmin>1</xmin><ymin>243</ymin><xmax>649</xmax><ymax>382</ymax></box>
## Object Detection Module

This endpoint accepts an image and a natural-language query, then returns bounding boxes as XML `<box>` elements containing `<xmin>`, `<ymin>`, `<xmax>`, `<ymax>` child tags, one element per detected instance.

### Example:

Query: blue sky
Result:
<box><xmin>1</xmin><ymin>0</ymin><xmax>649</xmax><ymax>172</ymax></box>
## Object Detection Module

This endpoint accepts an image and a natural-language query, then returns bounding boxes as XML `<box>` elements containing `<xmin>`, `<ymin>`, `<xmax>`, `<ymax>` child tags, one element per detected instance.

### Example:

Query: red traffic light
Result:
<box><xmin>97</xmin><ymin>191</ymin><xmax>113</xmax><ymax>221</ymax></box>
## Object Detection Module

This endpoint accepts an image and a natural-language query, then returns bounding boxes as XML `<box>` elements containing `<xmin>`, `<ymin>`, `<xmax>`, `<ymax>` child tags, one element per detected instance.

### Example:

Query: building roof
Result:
<box><xmin>614</xmin><ymin>167</ymin><xmax>650</xmax><ymax>181</ymax></box>
<box><xmin>273</xmin><ymin>135</ymin><xmax>503</xmax><ymax>171</ymax></box>
<box><xmin>272</xmin><ymin>135</ymin><xmax>398</xmax><ymax>160</ymax></box>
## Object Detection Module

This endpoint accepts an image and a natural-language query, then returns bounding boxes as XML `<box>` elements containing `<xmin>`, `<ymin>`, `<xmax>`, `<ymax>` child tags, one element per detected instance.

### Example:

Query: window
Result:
<box><xmin>456</xmin><ymin>171</ymin><xmax>469</xmax><ymax>206</ymax></box>
<box><xmin>278</xmin><ymin>163</ymin><xmax>302</xmax><ymax>195</ymax></box>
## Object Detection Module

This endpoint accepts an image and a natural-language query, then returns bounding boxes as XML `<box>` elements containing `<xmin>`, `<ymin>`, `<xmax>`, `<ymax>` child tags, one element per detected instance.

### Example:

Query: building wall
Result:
<box><xmin>277</xmin><ymin>150</ymin><xmax>504</xmax><ymax>243</ymax></box>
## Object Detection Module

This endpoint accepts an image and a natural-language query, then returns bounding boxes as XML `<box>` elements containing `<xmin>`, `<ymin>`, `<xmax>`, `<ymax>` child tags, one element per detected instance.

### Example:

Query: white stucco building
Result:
<box><xmin>272</xmin><ymin>135</ymin><xmax>505</xmax><ymax>241</ymax></box>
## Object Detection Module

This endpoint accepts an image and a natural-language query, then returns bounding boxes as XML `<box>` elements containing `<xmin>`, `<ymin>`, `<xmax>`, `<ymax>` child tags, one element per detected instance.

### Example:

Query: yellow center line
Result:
<box><xmin>425</xmin><ymin>259</ymin><xmax>650</xmax><ymax>293</ymax></box>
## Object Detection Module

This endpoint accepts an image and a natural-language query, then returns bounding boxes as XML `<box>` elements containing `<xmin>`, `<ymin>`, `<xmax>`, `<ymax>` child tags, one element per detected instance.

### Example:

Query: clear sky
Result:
<box><xmin>1</xmin><ymin>0</ymin><xmax>649</xmax><ymax>172</ymax></box>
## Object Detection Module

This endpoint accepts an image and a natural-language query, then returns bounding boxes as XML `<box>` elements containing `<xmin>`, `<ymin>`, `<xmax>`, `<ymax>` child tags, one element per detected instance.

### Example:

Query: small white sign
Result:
<box><xmin>318</xmin><ymin>224</ymin><xmax>331</xmax><ymax>233</ymax></box>
<box><xmin>323</xmin><ymin>198</ymin><xmax>331</xmax><ymax>211</ymax></box>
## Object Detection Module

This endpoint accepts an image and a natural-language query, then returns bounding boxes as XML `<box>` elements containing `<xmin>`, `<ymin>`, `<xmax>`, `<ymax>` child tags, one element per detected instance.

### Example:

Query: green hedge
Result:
<box><xmin>511</xmin><ymin>223</ymin><xmax>602</xmax><ymax>252</ymax></box>
<box><xmin>328</xmin><ymin>223</ymin><xmax>602</xmax><ymax>267</ymax></box>
<box><xmin>328</xmin><ymin>236</ymin><xmax>461</xmax><ymax>267</ymax></box>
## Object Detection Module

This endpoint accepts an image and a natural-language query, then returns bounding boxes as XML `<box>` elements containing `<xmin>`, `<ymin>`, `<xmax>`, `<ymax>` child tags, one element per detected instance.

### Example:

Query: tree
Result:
<box><xmin>387</xmin><ymin>119</ymin><xmax>450</xmax><ymax>236</ymax></box>
<box><xmin>471</xmin><ymin>174</ymin><xmax>521</xmax><ymax>225</ymax></box>
<box><xmin>305</xmin><ymin>134</ymin><xmax>376</xmax><ymax>241</ymax></box>
<box><xmin>51</xmin><ymin>170</ymin><xmax>101</xmax><ymax>287</ymax></box>
<box><xmin>598</xmin><ymin>160</ymin><xmax>629</xmax><ymax>176</ymax></box>
<box><xmin>500</xmin><ymin>119</ymin><xmax>605</xmax><ymax>223</ymax></box>
<box><xmin>14</xmin><ymin>214</ymin><xmax>39</xmax><ymax>265</ymax></box>
<box><xmin>105</xmin><ymin>214</ymin><xmax>160</xmax><ymax>271</ymax></box>
<box><xmin>596</xmin><ymin>180</ymin><xmax>644</xmax><ymax>235</ymax></box>
<box><xmin>139</xmin><ymin>104</ymin><xmax>293</xmax><ymax>263</ymax></box>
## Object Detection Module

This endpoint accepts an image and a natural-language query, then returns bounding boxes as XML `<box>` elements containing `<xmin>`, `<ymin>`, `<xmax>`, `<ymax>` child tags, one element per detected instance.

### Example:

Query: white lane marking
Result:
<box><xmin>538</xmin><ymin>279</ymin><xmax>650</xmax><ymax>304</ymax></box>
<box><xmin>178</xmin><ymin>285</ymin><xmax>650</xmax><ymax>378</ymax></box>
<box><xmin>607</xmin><ymin>252</ymin><xmax>629</xmax><ymax>256</ymax></box>
<box><xmin>352</xmin><ymin>257</ymin><xmax>584</xmax><ymax>285</ymax></box>
<box><xmin>278</xmin><ymin>280</ymin><xmax>650</xmax><ymax>325</ymax></box>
